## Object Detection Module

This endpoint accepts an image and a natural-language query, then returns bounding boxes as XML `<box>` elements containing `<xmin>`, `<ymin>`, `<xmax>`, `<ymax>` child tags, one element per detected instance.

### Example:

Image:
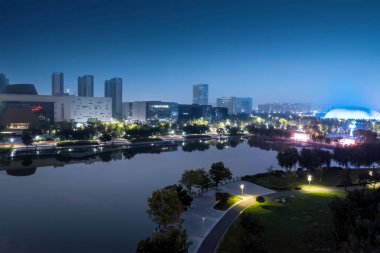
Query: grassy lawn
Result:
<box><xmin>243</xmin><ymin>168</ymin><xmax>375</xmax><ymax>190</ymax></box>
<box><xmin>217</xmin><ymin>188</ymin><xmax>346</xmax><ymax>253</ymax></box>
<box><xmin>214</xmin><ymin>195</ymin><xmax>243</xmax><ymax>211</ymax></box>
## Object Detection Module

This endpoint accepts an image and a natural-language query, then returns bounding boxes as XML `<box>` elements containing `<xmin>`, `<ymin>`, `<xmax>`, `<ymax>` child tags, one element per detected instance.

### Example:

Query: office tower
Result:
<box><xmin>193</xmin><ymin>84</ymin><xmax>208</xmax><ymax>105</ymax></box>
<box><xmin>216</xmin><ymin>97</ymin><xmax>253</xmax><ymax>115</ymax></box>
<box><xmin>216</xmin><ymin>97</ymin><xmax>235</xmax><ymax>115</ymax></box>
<box><xmin>235</xmin><ymin>97</ymin><xmax>253</xmax><ymax>114</ymax></box>
<box><xmin>0</xmin><ymin>73</ymin><xmax>9</xmax><ymax>93</ymax></box>
<box><xmin>105</xmin><ymin>77</ymin><xmax>123</xmax><ymax>119</ymax></box>
<box><xmin>78</xmin><ymin>75</ymin><xmax>94</xmax><ymax>97</ymax></box>
<box><xmin>52</xmin><ymin>72</ymin><xmax>64</xmax><ymax>96</ymax></box>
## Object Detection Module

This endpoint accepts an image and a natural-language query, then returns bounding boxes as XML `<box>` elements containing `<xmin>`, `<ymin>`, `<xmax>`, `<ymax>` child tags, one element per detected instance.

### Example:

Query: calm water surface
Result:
<box><xmin>0</xmin><ymin>140</ymin><xmax>283</xmax><ymax>253</ymax></box>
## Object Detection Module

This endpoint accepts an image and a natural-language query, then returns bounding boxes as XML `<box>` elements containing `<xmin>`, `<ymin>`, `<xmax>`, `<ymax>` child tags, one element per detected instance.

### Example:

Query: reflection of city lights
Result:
<box><xmin>293</xmin><ymin>133</ymin><xmax>309</xmax><ymax>142</ymax></box>
<box><xmin>339</xmin><ymin>138</ymin><xmax>356</xmax><ymax>146</ymax></box>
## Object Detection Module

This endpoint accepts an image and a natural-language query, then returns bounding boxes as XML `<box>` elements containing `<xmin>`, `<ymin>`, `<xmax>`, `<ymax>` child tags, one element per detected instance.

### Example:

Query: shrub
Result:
<box><xmin>215</xmin><ymin>192</ymin><xmax>230</xmax><ymax>206</ymax></box>
<box><xmin>256</xmin><ymin>196</ymin><xmax>265</xmax><ymax>204</ymax></box>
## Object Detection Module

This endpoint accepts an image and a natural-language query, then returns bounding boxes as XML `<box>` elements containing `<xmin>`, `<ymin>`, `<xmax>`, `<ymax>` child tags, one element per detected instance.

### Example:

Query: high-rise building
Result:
<box><xmin>217</xmin><ymin>97</ymin><xmax>235</xmax><ymax>115</ymax></box>
<box><xmin>78</xmin><ymin>75</ymin><xmax>94</xmax><ymax>97</ymax></box>
<box><xmin>193</xmin><ymin>84</ymin><xmax>208</xmax><ymax>105</ymax></box>
<box><xmin>216</xmin><ymin>97</ymin><xmax>252</xmax><ymax>115</ymax></box>
<box><xmin>105</xmin><ymin>77</ymin><xmax>123</xmax><ymax>119</ymax></box>
<box><xmin>0</xmin><ymin>73</ymin><xmax>9</xmax><ymax>93</ymax></box>
<box><xmin>52</xmin><ymin>72</ymin><xmax>64</xmax><ymax>96</ymax></box>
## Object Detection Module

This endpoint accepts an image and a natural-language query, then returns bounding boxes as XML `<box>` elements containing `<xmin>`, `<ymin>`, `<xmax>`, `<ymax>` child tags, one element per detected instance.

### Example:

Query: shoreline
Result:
<box><xmin>4</xmin><ymin>134</ymin><xmax>337</xmax><ymax>159</ymax></box>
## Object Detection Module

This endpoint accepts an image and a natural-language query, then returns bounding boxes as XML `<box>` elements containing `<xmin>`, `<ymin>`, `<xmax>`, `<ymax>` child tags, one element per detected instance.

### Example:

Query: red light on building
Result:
<box><xmin>32</xmin><ymin>105</ymin><xmax>43</xmax><ymax>112</ymax></box>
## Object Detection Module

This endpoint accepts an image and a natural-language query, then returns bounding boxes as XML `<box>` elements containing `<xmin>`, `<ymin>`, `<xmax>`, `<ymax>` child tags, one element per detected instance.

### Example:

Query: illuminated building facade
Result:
<box><xmin>216</xmin><ymin>97</ymin><xmax>252</xmax><ymax>115</ymax></box>
<box><xmin>193</xmin><ymin>84</ymin><xmax>208</xmax><ymax>105</ymax></box>
<box><xmin>124</xmin><ymin>101</ymin><xmax>178</xmax><ymax>122</ymax></box>
<box><xmin>178</xmin><ymin>104</ymin><xmax>212</xmax><ymax>121</ymax></box>
<box><xmin>0</xmin><ymin>94</ymin><xmax>112</xmax><ymax>130</ymax></box>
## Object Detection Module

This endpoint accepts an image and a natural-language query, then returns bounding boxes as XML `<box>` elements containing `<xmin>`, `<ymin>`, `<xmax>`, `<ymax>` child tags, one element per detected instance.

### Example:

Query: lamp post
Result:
<box><xmin>307</xmin><ymin>175</ymin><xmax>312</xmax><ymax>189</ymax></box>
<box><xmin>240</xmin><ymin>184</ymin><xmax>244</xmax><ymax>196</ymax></box>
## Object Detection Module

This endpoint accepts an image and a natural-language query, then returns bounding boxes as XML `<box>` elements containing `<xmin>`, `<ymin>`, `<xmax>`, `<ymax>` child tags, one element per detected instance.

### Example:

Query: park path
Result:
<box><xmin>181</xmin><ymin>180</ymin><xmax>275</xmax><ymax>253</ymax></box>
<box><xmin>196</xmin><ymin>185</ymin><xmax>351</xmax><ymax>253</ymax></box>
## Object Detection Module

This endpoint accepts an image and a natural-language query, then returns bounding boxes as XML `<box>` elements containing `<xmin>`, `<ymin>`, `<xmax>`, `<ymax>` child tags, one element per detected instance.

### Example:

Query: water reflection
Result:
<box><xmin>0</xmin><ymin>138</ymin><xmax>284</xmax><ymax>253</ymax></box>
<box><xmin>0</xmin><ymin>138</ymin><xmax>289</xmax><ymax>177</ymax></box>
<box><xmin>6</xmin><ymin>167</ymin><xmax>36</xmax><ymax>176</ymax></box>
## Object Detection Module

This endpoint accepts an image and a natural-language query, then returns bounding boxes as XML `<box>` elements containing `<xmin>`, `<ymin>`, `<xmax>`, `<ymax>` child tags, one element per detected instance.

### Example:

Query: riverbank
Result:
<box><xmin>4</xmin><ymin>134</ymin><xmax>337</xmax><ymax>159</ymax></box>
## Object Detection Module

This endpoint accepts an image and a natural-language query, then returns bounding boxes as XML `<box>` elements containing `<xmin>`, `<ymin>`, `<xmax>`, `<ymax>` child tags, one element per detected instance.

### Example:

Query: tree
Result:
<box><xmin>329</xmin><ymin>189</ymin><xmax>380</xmax><ymax>252</ymax></box>
<box><xmin>0</xmin><ymin>134</ymin><xmax>8</xmax><ymax>146</ymax></box>
<box><xmin>228</xmin><ymin>126</ymin><xmax>240</xmax><ymax>136</ymax></box>
<box><xmin>164</xmin><ymin>184</ymin><xmax>193</xmax><ymax>211</ymax></box>
<box><xmin>209</xmin><ymin>162</ymin><xmax>232</xmax><ymax>189</ymax></box>
<box><xmin>215</xmin><ymin>192</ymin><xmax>230</xmax><ymax>206</ymax></box>
<box><xmin>298</xmin><ymin>148</ymin><xmax>322</xmax><ymax>171</ymax></box>
<box><xmin>136</xmin><ymin>226</ymin><xmax>191</xmax><ymax>253</ymax></box>
<box><xmin>99</xmin><ymin>132</ymin><xmax>112</xmax><ymax>143</ymax></box>
<box><xmin>276</xmin><ymin>148</ymin><xmax>299</xmax><ymax>171</ymax></box>
<box><xmin>256</xmin><ymin>196</ymin><xmax>265</xmax><ymax>205</ymax></box>
<box><xmin>22</xmin><ymin>133</ymin><xmax>33</xmax><ymax>147</ymax></box>
<box><xmin>147</xmin><ymin>188</ymin><xmax>184</xmax><ymax>228</ymax></box>
<box><xmin>216</xmin><ymin>128</ymin><xmax>225</xmax><ymax>136</ymax></box>
<box><xmin>180</xmin><ymin>169</ymin><xmax>202</xmax><ymax>194</ymax></box>
<box><xmin>197</xmin><ymin>170</ymin><xmax>212</xmax><ymax>196</ymax></box>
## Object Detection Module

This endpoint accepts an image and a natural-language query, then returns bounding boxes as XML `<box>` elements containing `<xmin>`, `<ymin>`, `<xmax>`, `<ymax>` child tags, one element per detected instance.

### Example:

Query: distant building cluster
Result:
<box><xmin>257</xmin><ymin>103</ymin><xmax>329</xmax><ymax>115</ymax></box>
<box><xmin>0</xmin><ymin>71</ymin><xmax>258</xmax><ymax>131</ymax></box>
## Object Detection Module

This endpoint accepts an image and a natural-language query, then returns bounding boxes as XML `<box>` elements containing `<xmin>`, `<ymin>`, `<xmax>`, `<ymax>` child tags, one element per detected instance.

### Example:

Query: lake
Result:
<box><xmin>0</xmin><ymin>138</ymin><xmax>286</xmax><ymax>253</ymax></box>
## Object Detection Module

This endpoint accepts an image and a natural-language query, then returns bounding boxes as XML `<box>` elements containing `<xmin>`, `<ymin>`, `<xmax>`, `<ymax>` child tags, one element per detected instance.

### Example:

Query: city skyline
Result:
<box><xmin>1</xmin><ymin>0</ymin><xmax>380</xmax><ymax>108</ymax></box>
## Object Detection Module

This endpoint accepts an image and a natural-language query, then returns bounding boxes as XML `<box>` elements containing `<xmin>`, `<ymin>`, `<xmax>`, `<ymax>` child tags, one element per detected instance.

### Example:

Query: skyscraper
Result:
<box><xmin>105</xmin><ymin>77</ymin><xmax>123</xmax><ymax>119</ymax></box>
<box><xmin>52</xmin><ymin>72</ymin><xmax>64</xmax><ymax>96</ymax></box>
<box><xmin>78</xmin><ymin>75</ymin><xmax>94</xmax><ymax>97</ymax></box>
<box><xmin>193</xmin><ymin>84</ymin><xmax>208</xmax><ymax>105</ymax></box>
<box><xmin>0</xmin><ymin>73</ymin><xmax>9</xmax><ymax>93</ymax></box>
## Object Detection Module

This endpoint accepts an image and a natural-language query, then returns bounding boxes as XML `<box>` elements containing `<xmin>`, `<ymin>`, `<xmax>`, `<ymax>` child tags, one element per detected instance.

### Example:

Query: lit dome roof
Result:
<box><xmin>324</xmin><ymin>107</ymin><xmax>380</xmax><ymax>120</ymax></box>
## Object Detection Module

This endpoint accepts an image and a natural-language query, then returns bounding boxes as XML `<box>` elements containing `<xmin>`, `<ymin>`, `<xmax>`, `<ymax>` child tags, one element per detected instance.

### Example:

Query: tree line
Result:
<box><xmin>136</xmin><ymin>162</ymin><xmax>232</xmax><ymax>253</ymax></box>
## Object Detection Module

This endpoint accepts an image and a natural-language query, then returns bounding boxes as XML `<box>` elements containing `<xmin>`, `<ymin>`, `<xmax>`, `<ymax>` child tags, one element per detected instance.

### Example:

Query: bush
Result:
<box><xmin>215</xmin><ymin>192</ymin><xmax>230</xmax><ymax>206</ymax></box>
<box><xmin>256</xmin><ymin>196</ymin><xmax>265</xmax><ymax>204</ymax></box>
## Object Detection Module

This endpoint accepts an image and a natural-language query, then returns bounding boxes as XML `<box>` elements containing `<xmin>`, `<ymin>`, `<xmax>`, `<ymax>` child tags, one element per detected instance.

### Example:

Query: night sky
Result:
<box><xmin>1</xmin><ymin>0</ymin><xmax>380</xmax><ymax>108</ymax></box>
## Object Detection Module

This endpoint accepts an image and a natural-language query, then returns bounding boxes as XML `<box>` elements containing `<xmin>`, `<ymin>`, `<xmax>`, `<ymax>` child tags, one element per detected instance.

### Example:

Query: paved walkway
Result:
<box><xmin>196</xmin><ymin>185</ymin><xmax>354</xmax><ymax>253</ymax></box>
<box><xmin>181</xmin><ymin>180</ymin><xmax>275</xmax><ymax>253</ymax></box>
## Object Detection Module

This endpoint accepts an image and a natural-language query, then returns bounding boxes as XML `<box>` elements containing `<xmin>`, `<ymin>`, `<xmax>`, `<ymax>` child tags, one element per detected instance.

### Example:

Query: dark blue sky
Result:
<box><xmin>1</xmin><ymin>0</ymin><xmax>380</xmax><ymax>108</ymax></box>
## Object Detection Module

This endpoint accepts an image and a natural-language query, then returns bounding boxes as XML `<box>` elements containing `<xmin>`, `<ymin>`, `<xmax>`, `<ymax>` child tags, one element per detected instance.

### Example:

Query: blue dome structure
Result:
<box><xmin>324</xmin><ymin>107</ymin><xmax>380</xmax><ymax>120</ymax></box>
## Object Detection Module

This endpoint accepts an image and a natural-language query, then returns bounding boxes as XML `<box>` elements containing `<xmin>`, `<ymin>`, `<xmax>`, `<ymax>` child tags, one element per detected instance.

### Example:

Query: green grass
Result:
<box><xmin>217</xmin><ymin>189</ymin><xmax>346</xmax><ymax>253</ymax></box>
<box><xmin>243</xmin><ymin>168</ymin><xmax>375</xmax><ymax>190</ymax></box>
<box><xmin>214</xmin><ymin>195</ymin><xmax>243</xmax><ymax>211</ymax></box>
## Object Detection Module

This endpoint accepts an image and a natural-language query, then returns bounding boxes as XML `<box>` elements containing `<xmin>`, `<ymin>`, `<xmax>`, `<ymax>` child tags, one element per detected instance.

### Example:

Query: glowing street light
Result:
<box><xmin>240</xmin><ymin>184</ymin><xmax>245</xmax><ymax>196</ymax></box>
<box><xmin>307</xmin><ymin>175</ymin><xmax>312</xmax><ymax>188</ymax></box>
<box><xmin>369</xmin><ymin>171</ymin><xmax>373</xmax><ymax>177</ymax></box>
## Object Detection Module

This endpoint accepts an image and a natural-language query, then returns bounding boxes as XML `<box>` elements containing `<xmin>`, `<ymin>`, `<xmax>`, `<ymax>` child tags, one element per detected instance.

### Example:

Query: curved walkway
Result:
<box><xmin>181</xmin><ymin>180</ymin><xmax>275</xmax><ymax>253</ymax></box>
<box><xmin>196</xmin><ymin>190</ymin><xmax>301</xmax><ymax>253</ymax></box>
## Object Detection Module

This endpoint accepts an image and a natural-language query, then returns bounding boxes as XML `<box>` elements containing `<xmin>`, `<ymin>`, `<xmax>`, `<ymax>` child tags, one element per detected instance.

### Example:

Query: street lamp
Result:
<box><xmin>240</xmin><ymin>184</ymin><xmax>245</xmax><ymax>196</ymax></box>
<box><xmin>307</xmin><ymin>175</ymin><xmax>312</xmax><ymax>188</ymax></box>
<box><xmin>369</xmin><ymin>170</ymin><xmax>373</xmax><ymax>177</ymax></box>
